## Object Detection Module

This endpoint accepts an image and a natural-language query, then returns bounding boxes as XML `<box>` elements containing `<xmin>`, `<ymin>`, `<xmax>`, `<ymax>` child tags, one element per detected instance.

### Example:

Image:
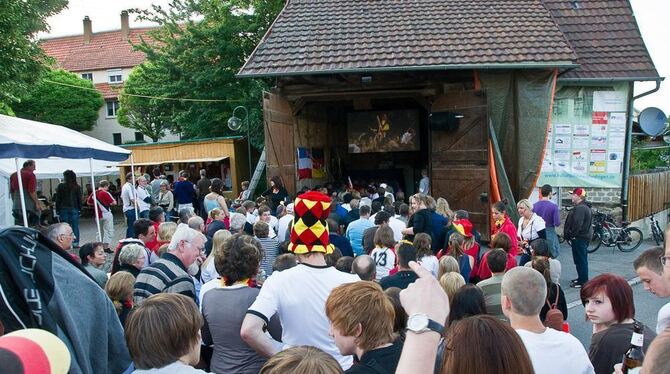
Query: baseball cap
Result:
<box><xmin>570</xmin><ymin>188</ymin><xmax>587</xmax><ymax>197</ymax></box>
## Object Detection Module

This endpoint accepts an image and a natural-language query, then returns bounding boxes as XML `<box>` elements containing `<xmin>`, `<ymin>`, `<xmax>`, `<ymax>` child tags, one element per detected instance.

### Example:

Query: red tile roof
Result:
<box><xmin>542</xmin><ymin>0</ymin><xmax>659</xmax><ymax>80</ymax></box>
<box><xmin>40</xmin><ymin>27</ymin><xmax>156</xmax><ymax>72</ymax></box>
<box><xmin>94</xmin><ymin>82</ymin><xmax>123</xmax><ymax>99</ymax></box>
<box><xmin>238</xmin><ymin>0</ymin><xmax>577</xmax><ymax>77</ymax></box>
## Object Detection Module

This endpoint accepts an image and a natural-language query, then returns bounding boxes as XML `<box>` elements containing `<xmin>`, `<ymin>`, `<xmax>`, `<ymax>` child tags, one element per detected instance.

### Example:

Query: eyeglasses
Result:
<box><xmin>661</xmin><ymin>256</ymin><xmax>670</xmax><ymax>266</ymax></box>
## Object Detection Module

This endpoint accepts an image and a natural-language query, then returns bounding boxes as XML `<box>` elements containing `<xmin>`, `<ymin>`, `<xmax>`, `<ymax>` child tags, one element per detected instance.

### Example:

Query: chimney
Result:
<box><xmin>121</xmin><ymin>10</ymin><xmax>130</xmax><ymax>40</ymax></box>
<box><xmin>83</xmin><ymin>16</ymin><xmax>92</xmax><ymax>43</ymax></box>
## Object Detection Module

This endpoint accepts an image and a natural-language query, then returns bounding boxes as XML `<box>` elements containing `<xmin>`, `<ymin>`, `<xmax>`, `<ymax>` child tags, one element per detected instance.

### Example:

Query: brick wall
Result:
<box><xmin>555</xmin><ymin>187</ymin><xmax>623</xmax><ymax>232</ymax></box>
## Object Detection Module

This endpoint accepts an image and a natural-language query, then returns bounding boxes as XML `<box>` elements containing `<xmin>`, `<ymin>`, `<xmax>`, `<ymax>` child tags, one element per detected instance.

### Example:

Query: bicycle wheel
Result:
<box><xmin>587</xmin><ymin>230</ymin><xmax>603</xmax><ymax>253</ymax></box>
<box><xmin>618</xmin><ymin>227</ymin><xmax>643</xmax><ymax>252</ymax></box>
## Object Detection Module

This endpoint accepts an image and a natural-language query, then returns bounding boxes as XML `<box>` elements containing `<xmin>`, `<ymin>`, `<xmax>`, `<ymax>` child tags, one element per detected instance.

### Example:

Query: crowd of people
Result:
<box><xmin>7</xmin><ymin>164</ymin><xmax>670</xmax><ymax>374</ymax></box>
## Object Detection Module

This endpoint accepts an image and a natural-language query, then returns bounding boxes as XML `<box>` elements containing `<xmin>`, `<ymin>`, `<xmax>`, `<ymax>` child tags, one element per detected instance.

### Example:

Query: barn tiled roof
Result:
<box><xmin>238</xmin><ymin>0</ymin><xmax>578</xmax><ymax>77</ymax></box>
<box><xmin>40</xmin><ymin>27</ymin><xmax>156</xmax><ymax>72</ymax></box>
<box><xmin>542</xmin><ymin>0</ymin><xmax>659</xmax><ymax>80</ymax></box>
<box><xmin>94</xmin><ymin>82</ymin><xmax>123</xmax><ymax>99</ymax></box>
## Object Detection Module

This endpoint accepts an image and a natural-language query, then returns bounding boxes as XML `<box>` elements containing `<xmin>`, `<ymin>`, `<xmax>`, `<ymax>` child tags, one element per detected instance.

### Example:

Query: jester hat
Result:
<box><xmin>288</xmin><ymin>191</ymin><xmax>334</xmax><ymax>254</ymax></box>
<box><xmin>452</xmin><ymin>218</ymin><xmax>474</xmax><ymax>238</ymax></box>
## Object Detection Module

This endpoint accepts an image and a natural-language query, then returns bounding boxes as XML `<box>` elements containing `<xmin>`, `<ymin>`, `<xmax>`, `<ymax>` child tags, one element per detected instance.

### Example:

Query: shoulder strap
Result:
<box><xmin>546</xmin><ymin>284</ymin><xmax>560</xmax><ymax>308</ymax></box>
<box><xmin>553</xmin><ymin>283</ymin><xmax>560</xmax><ymax>306</ymax></box>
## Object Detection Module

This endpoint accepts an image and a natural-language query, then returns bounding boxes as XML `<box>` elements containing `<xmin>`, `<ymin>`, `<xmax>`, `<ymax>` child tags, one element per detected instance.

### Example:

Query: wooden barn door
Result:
<box><xmin>263</xmin><ymin>92</ymin><xmax>296</xmax><ymax>196</ymax></box>
<box><xmin>431</xmin><ymin>90</ymin><xmax>490</xmax><ymax>240</ymax></box>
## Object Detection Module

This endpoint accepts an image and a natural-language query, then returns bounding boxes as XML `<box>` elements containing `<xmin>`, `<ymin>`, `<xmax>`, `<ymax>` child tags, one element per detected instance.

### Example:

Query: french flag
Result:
<box><xmin>297</xmin><ymin>147</ymin><xmax>312</xmax><ymax>179</ymax></box>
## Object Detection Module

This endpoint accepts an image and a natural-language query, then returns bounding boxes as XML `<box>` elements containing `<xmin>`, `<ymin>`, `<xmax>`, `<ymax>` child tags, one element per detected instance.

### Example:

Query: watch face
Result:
<box><xmin>408</xmin><ymin>313</ymin><xmax>429</xmax><ymax>331</ymax></box>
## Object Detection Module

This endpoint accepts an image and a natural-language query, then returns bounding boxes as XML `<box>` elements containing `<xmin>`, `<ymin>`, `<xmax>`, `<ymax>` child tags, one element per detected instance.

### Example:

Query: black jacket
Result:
<box><xmin>564</xmin><ymin>200</ymin><xmax>592</xmax><ymax>241</ymax></box>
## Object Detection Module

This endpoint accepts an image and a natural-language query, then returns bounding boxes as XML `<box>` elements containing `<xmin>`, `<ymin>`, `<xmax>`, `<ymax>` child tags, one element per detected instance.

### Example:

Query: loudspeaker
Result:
<box><xmin>429</xmin><ymin>111</ymin><xmax>463</xmax><ymax>131</ymax></box>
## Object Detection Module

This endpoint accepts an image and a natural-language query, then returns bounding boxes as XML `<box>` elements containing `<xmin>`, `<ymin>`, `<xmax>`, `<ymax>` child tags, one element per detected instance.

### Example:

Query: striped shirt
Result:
<box><xmin>256</xmin><ymin>236</ymin><xmax>279</xmax><ymax>277</ymax></box>
<box><xmin>133</xmin><ymin>253</ymin><xmax>195</xmax><ymax>305</ymax></box>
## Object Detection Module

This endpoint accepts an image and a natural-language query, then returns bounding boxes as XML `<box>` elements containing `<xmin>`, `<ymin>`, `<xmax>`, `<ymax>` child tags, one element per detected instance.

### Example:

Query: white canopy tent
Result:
<box><xmin>0</xmin><ymin>114</ymin><xmax>133</xmax><ymax>239</ymax></box>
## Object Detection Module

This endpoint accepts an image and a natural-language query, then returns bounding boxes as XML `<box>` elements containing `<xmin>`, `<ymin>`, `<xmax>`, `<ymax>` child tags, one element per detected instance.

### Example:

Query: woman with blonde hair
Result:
<box><xmin>517</xmin><ymin>198</ymin><xmax>546</xmax><ymax>266</ymax></box>
<box><xmin>200</xmin><ymin>229</ymin><xmax>232</xmax><ymax>285</ymax></box>
<box><xmin>439</xmin><ymin>272</ymin><xmax>466</xmax><ymax>301</ymax></box>
<box><xmin>204</xmin><ymin>178</ymin><xmax>230</xmax><ymax>228</ymax></box>
<box><xmin>401</xmin><ymin>193</ymin><xmax>433</xmax><ymax>241</ymax></box>
<box><xmin>436</xmin><ymin>197</ymin><xmax>454</xmax><ymax>223</ymax></box>
<box><xmin>438</xmin><ymin>233</ymin><xmax>474</xmax><ymax>283</ymax></box>
<box><xmin>105</xmin><ymin>271</ymin><xmax>135</xmax><ymax>327</ymax></box>
<box><xmin>438</xmin><ymin>256</ymin><xmax>460</xmax><ymax>279</ymax></box>
<box><xmin>156</xmin><ymin>221</ymin><xmax>177</xmax><ymax>257</ymax></box>
<box><xmin>414</xmin><ymin>233</ymin><xmax>438</xmax><ymax>277</ymax></box>
<box><xmin>260</xmin><ymin>346</ymin><xmax>343</xmax><ymax>374</ymax></box>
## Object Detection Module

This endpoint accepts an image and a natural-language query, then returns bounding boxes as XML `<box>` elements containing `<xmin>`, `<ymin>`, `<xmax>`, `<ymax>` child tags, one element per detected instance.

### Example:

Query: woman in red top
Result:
<box><xmin>491</xmin><ymin>200</ymin><xmax>519</xmax><ymax>256</ymax></box>
<box><xmin>476</xmin><ymin>232</ymin><xmax>517</xmax><ymax>280</ymax></box>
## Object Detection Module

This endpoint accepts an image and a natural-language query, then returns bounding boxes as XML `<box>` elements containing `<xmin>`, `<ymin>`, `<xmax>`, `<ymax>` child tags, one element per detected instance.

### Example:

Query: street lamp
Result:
<box><xmin>228</xmin><ymin>105</ymin><xmax>253</xmax><ymax>179</ymax></box>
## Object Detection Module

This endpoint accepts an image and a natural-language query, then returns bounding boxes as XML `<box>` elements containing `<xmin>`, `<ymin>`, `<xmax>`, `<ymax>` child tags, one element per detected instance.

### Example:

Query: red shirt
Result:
<box><xmin>10</xmin><ymin>168</ymin><xmax>36</xmax><ymax>193</ymax></box>
<box><xmin>144</xmin><ymin>222</ymin><xmax>161</xmax><ymax>254</ymax></box>
<box><xmin>476</xmin><ymin>252</ymin><xmax>517</xmax><ymax>280</ymax></box>
<box><xmin>491</xmin><ymin>216</ymin><xmax>519</xmax><ymax>256</ymax></box>
<box><xmin>87</xmin><ymin>189</ymin><xmax>116</xmax><ymax>218</ymax></box>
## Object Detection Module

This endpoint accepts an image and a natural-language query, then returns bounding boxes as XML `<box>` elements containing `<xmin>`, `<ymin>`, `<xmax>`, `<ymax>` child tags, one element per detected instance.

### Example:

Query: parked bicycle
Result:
<box><xmin>649</xmin><ymin>214</ymin><xmax>664</xmax><ymax>246</ymax></box>
<box><xmin>587</xmin><ymin>210</ymin><xmax>643</xmax><ymax>253</ymax></box>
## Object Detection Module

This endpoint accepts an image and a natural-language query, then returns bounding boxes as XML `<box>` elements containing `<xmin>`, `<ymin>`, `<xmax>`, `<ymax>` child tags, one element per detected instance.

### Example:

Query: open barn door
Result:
<box><xmin>263</xmin><ymin>92</ymin><xmax>296</xmax><ymax>196</ymax></box>
<box><xmin>430</xmin><ymin>90</ymin><xmax>490</xmax><ymax>240</ymax></box>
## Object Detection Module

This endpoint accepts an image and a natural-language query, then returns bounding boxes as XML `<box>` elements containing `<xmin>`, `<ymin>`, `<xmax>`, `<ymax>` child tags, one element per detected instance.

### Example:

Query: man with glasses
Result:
<box><xmin>635</xmin><ymin>247</ymin><xmax>670</xmax><ymax>333</ymax></box>
<box><xmin>133</xmin><ymin>224</ymin><xmax>206</xmax><ymax>305</ymax></box>
<box><xmin>45</xmin><ymin>222</ymin><xmax>76</xmax><ymax>250</ymax></box>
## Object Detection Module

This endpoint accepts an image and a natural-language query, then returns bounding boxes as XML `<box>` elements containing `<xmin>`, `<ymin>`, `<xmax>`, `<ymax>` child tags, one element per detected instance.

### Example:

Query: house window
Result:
<box><xmin>135</xmin><ymin>132</ymin><xmax>144</xmax><ymax>142</ymax></box>
<box><xmin>108</xmin><ymin>69</ymin><xmax>123</xmax><ymax>83</ymax></box>
<box><xmin>113</xmin><ymin>133</ymin><xmax>122</xmax><ymax>145</ymax></box>
<box><xmin>81</xmin><ymin>73</ymin><xmax>93</xmax><ymax>80</ymax></box>
<box><xmin>106</xmin><ymin>101</ymin><xmax>120</xmax><ymax>118</ymax></box>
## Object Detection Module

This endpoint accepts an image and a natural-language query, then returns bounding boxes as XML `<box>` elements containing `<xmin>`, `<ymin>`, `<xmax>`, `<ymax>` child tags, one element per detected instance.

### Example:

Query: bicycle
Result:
<box><xmin>649</xmin><ymin>214</ymin><xmax>664</xmax><ymax>246</ymax></box>
<box><xmin>587</xmin><ymin>210</ymin><xmax>643</xmax><ymax>253</ymax></box>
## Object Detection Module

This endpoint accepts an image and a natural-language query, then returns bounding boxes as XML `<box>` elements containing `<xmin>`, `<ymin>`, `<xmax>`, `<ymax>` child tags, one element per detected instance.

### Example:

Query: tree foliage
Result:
<box><xmin>13</xmin><ymin>69</ymin><xmax>104</xmax><ymax>131</ymax></box>
<box><xmin>121</xmin><ymin>0</ymin><xmax>283</xmax><ymax>149</ymax></box>
<box><xmin>0</xmin><ymin>0</ymin><xmax>67</xmax><ymax>107</ymax></box>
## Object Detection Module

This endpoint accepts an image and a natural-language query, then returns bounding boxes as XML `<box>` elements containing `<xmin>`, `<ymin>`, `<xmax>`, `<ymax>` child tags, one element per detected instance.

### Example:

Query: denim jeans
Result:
<box><xmin>545</xmin><ymin>226</ymin><xmax>561</xmax><ymax>258</ymax></box>
<box><xmin>58</xmin><ymin>208</ymin><xmax>80</xmax><ymax>246</ymax></box>
<box><xmin>571</xmin><ymin>238</ymin><xmax>589</xmax><ymax>283</ymax></box>
<box><xmin>125</xmin><ymin>210</ymin><xmax>137</xmax><ymax>238</ymax></box>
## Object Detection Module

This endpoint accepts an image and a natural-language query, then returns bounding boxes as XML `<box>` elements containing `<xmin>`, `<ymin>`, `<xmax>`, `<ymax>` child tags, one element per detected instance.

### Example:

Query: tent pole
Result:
<box><xmin>14</xmin><ymin>158</ymin><xmax>28</xmax><ymax>227</ymax></box>
<box><xmin>89</xmin><ymin>158</ymin><xmax>101</xmax><ymax>241</ymax></box>
<box><xmin>130</xmin><ymin>154</ymin><xmax>138</xmax><ymax>218</ymax></box>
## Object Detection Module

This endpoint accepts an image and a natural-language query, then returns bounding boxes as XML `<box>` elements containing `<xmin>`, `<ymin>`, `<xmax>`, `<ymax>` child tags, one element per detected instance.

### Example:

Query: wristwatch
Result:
<box><xmin>406</xmin><ymin>313</ymin><xmax>445</xmax><ymax>335</ymax></box>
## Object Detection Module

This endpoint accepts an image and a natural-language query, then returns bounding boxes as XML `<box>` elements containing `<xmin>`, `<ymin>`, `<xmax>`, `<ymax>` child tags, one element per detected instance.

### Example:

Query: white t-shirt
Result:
<box><xmin>121</xmin><ymin>182</ymin><xmax>135</xmax><ymax>212</ymax></box>
<box><xmin>657</xmin><ymin>301</ymin><xmax>670</xmax><ymax>333</ymax></box>
<box><xmin>200</xmin><ymin>259</ymin><xmax>219</xmax><ymax>285</ymax></box>
<box><xmin>132</xmin><ymin>360</ymin><xmax>212</xmax><ymax>374</ymax></box>
<box><xmin>419</xmin><ymin>255</ymin><xmax>439</xmax><ymax>277</ymax></box>
<box><xmin>136</xmin><ymin>186</ymin><xmax>151</xmax><ymax>212</ymax></box>
<box><xmin>388</xmin><ymin>216</ymin><xmax>405</xmax><ymax>242</ymax></box>
<box><xmin>517</xmin><ymin>213</ymin><xmax>547</xmax><ymax>242</ymax></box>
<box><xmin>516</xmin><ymin>328</ymin><xmax>594</xmax><ymax>374</ymax></box>
<box><xmin>370</xmin><ymin>247</ymin><xmax>397</xmax><ymax>281</ymax></box>
<box><xmin>277</xmin><ymin>214</ymin><xmax>293</xmax><ymax>242</ymax></box>
<box><xmin>199</xmin><ymin>277</ymin><xmax>222</xmax><ymax>310</ymax></box>
<box><xmin>248</xmin><ymin>263</ymin><xmax>360</xmax><ymax>369</ymax></box>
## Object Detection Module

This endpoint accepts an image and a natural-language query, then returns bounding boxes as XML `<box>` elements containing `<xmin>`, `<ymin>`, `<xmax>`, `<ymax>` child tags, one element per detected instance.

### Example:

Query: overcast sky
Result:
<box><xmin>43</xmin><ymin>0</ymin><xmax>667</xmax><ymax>115</ymax></box>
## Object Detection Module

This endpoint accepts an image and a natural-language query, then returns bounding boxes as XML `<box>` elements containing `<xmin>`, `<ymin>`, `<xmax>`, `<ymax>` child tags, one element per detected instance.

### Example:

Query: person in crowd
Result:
<box><xmin>396</xmin><ymin>203</ymin><xmax>409</xmax><ymax>225</ymax></box>
<box><xmin>111</xmin><ymin>218</ymin><xmax>159</xmax><ymax>274</ymax></box>
<box><xmin>633</xmin><ymin>247</ymin><xmax>670</xmax><ymax>332</ymax></box>
<box><xmin>277</xmin><ymin>203</ymin><xmax>294</xmax><ymax>242</ymax></box>
<box><xmin>105</xmin><ymin>271</ymin><xmax>135</xmax><ymax>327</ymax></box>
<box><xmin>273</xmin><ymin>253</ymin><xmax>299</xmax><ymax>272</ymax></box>
<box><xmin>401</xmin><ymin>193</ymin><xmax>432</xmax><ymax>241</ymax></box>
<box><xmin>335</xmin><ymin>256</ymin><xmax>354</xmax><ymax>273</ymax></box>
<box><xmin>45</xmin><ymin>222</ymin><xmax>76</xmax><ymax>251</ymax></box>
<box><xmin>261</xmin><ymin>175</ymin><xmax>289</xmax><ymax>215</ymax></box>
<box><xmin>476</xmin><ymin>248</ymin><xmax>508</xmax><ymax>320</ymax></box>
<box><xmin>448</xmin><ymin>284</ymin><xmax>487</xmax><ymax>325</ymax></box>
<box><xmin>238</xmin><ymin>180</ymin><xmax>250</xmax><ymax>201</ymax></box>
<box><xmin>439</xmin><ymin>271</ymin><xmax>466</xmax><ymax>301</ymax></box>
<box><xmin>134</xmin><ymin>225</ymin><xmax>206</xmax><ymax>304</ymax></box>
<box><xmin>10</xmin><ymin>159</ymin><xmax>43</xmax><ymax>226</ymax></box>
<box><xmin>173</xmin><ymin>170</ymin><xmax>196</xmax><ymax>213</ymax></box>
<box><xmin>255</xmin><ymin>220</ymin><xmax>279</xmax><ymax>277</ymax></box>
<box><xmin>533</xmin><ymin>184</ymin><xmax>561</xmax><ymax>258</ymax></box>
<box><xmin>202</xmin><ymin>234</ymin><xmax>281</xmax><ymax>374</ymax></box>
<box><xmin>149</xmin><ymin>168</ymin><xmax>165</xmax><ymax>204</ymax></box>
<box><xmin>188</xmin><ymin>215</ymin><xmax>206</xmax><ymax>234</ymax></box>
<box><xmin>476</xmin><ymin>232</ymin><xmax>517</xmax><ymax>281</ymax></box>
<box><xmin>501</xmin><ymin>267</ymin><xmax>593</xmax><ymax>374</ymax></box>
<box><xmin>384</xmin><ymin>287</ymin><xmax>408</xmax><ymax>340</ymax></box>
<box><xmin>125</xmin><ymin>293</ymin><xmax>211</xmax><ymax>374</ymax></box>
<box><xmin>200</xmin><ymin>229</ymin><xmax>232</xmax><ymax>286</ymax></box>
<box><xmin>329</xmin><ymin>218</ymin><xmax>354</xmax><ymax>257</ymax></box>
<box><xmin>346</xmin><ymin>204</ymin><xmax>374</xmax><ymax>256</ymax></box>
<box><xmin>196</xmin><ymin>169</ymin><xmax>212</xmax><ymax>220</ymax></box>
<box><xmin>117</xmin><ymin>243</ymin><xmax>146</xmax><ymax>278</ymax></box>
<box><xmin>229</xmin><ymin>212</ymin><xmax>248</xmax><ymax>234</ymax></box>
<box><xmin>341</xmin><ymin>193</ymin><xmax>353</xmax><ymax>212</ymax></box>
<box><xmin>258</xmin><ymin>205</ymin><xmax>278</xmax><ymax>238</ymax></box>
<box><xmin>370</xmin><ymin>226</ymin><xmax>397</xmax><ymax>281</ymax></box>
<box><xmin>516</xmin><ymin>199</ymin><xmax>546</xmax><ymax>266</ymax></box>
<box><xmin>325</xmin><ymin>281</ymin><xmax>402</xmax><ymax>373</ymax></box>
<box><xmin>428</xmin><ymin>196</ymin><xmax>447</xmax><ymax>253</ymax></box>
<box><xmin>121</xmin><ymin>172</ymin><xmax>138</xmax><ymax>238</ymax></box>
<box><xmin>352</xmin><ymin>255</ymin><xmax>377</xmax><ymax>281</ymax></box>
<box><xmin>531</xmin><ymin>257</ymin><xmax>568</xmax><ymax>327</ymax></box>
<box><xmin>363</xmin><ymin>211</ymin><xmax>391</xmax><ymax>254</ymax></box>
<box><xmin>434</xmin><ymin>197</ymin><xmax>453</xmax><ymax>251</ymax></box>
<box><xmin>136</xmin><ymin>176</ymin><xmax>152</xmax><ymax>219</ymax></box>
<box><xmin>418</xmin><ymin>168</ymin><xmax>429</xmax><ymax>195</ymax></box>
<box><xmin>241</xmin><ymin>191</ymin><xmax>360</xmax><ymax>369</ymax></box>
<box><xmin>157</xmin><ymin>221</ymin><xmax>178</xmax><ymax>253</ymax></box>
<box><xmin>206</xmin><ymin>207</ymin><xmax>227</xmax><ymax>237</ymax></box>
<box><xmin>55</xmin><ymin>169</ymin><xmax>82</xmax><ymax>248</ymax></box>
<box><xmin>435</xmin><ymin>197</ymin><xmax>454</xmax><ymax>225</ymax></box>
<box><xmin>437</xmin><ymin>256</ymin><xmax>460</xmax><ymax>279</ymax></box>
<box><xmin>490</xmin><ymin>200</ymin><xmax>519</xmax><ymax>256</ymax></box>
<box><xmin>444</xmin><ymin>210</ymin><xmax>482</xmax><ymax>249</ymax></box>
<box><xmin>382</xmin><ymin>204</ymin><xmax>405</xmax><ymax>242</ymax></box>
<box><xmin>144</xmin><ymin>207</ymin><xmax>164</xmax><ymax>254</ymax></box>
<box><xmin>439</xmin><ymin>233</ymin><xmax>474</xmax><ymax>283</ymax></box>
<box><xmin>581</xmin><ymin>273</ymin><xmax>656</xmax><ymax>374</ymax></box>
<box><xmin>87</xmin><ymin>180</ymin><xmax>117</xmax><ymax>252</ymax></box>
<box><xmin>79</xmin><ymin>242</ymin><xmax>108</xmax><ymax>288</ymax></box>
<box><xmin>453</xmin><ymin>218</ymin><xmax>482</xmax><ymax>281</ymax></box>
<box><xmin>204</xmin><ymin>178</ymin><xmax>230</xmax><ymax>227</ymax></box>
<box><xmin>564</xmin><ymin>188</ymin><xmax>593</xmax><ymax>288</ymax></box>
<box><xmin>345</xmin><ymin>198</ymin><xmax>361</xmax><ymax>227</ymax></box>
<box><xmin>524</xmin><ymin>238</ymin><xmax>561</xmax><ymax>283</ymax></box>
<box><xmin>179</xmin><ymin>206</ymin><xmax>196</xmax><ymax>225</ymax></box>
<box><xmin>414</xmin><ymin>233</ymin><xmax>438</xmax><ymax>277</ymax></box>
<box><xmin>156</xmin><ymin>180</ymin><xmax>174</xmax><ymax>221</ymax></box>
<box><xmin>379</xmin><ymin>242</ymin><xmax>417</xmax><ymax>290</ymax></box>
<box><xmin>259</xmin><ymin>346</ymin><xmax>344</xmax><ymax>374</ymax></box>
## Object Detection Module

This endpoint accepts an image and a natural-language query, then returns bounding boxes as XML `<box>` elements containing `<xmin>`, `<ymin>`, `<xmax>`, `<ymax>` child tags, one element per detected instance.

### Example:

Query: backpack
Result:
<box><xmin>544</xmin><ymin>283</ymin><xmax>564</xmax><ymax>331</ymax></box>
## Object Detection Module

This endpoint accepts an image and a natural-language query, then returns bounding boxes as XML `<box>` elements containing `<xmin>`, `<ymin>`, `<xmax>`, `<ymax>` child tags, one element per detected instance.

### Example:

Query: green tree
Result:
<box><xmin>117</xmin><ymin>63</ymin><xmax>173</xmax><ymax>142</ymax></box>
<box><xmin>0</xmin><ymin>0</ymin><xmax>68</xmax><ymax>108</ymax></box>
<box><xmin>124</xmin><ymin>0</ymin><xmax>283</xmax><ymax>149</ymax></box>
<box><xmin>13</xmin><ymin>69</ymin><xmax>104</xmax><ymax>131</ymax></box>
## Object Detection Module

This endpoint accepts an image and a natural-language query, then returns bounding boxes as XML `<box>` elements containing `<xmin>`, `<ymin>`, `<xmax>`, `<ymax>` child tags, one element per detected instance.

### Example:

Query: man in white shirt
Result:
<box><xmin>121</xmin><ymin>172</ymin><xmax>138</xmax><ymax>238</ymax></box>
<box><xmin>277</xmin><ymin>203</ymin><xmax>294</xmax><ymax>242</ymax></box>
<box><xmin>634</xmin><ymin>247</ymin><xmax>670</xmax><ymax>333</ymax></box>
<box><xmin>418</xmin><ymin>168</ymin><xmax>430</xmax><ymax>195</ymax></box>
<box><xmin>241</xmin><ymin>191</ymin><xmax>359</xmax><ymax>369</ymax></box>
<box><xmin>501</xmin><ymin>267</ymin><xmax>594</xmax><ymax>374</ymax></box>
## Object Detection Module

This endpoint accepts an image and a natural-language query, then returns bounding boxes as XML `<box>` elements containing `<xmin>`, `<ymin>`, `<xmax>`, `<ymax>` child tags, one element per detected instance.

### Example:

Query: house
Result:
<box><xmin>40</xmin><ymin>11</ymin><xmax>181</xmax><ymax>145</ymax></box>
<box><xmin>237</xmin><ymin>0</ymin><xmax>659</xmax><ymax>236</ymax></box>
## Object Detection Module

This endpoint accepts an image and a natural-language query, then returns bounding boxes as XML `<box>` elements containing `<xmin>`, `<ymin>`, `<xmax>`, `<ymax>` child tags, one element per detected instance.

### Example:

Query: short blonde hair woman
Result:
<box><xmin>439</xmin><ymin>271</ymin><xmax>466</xmax><ymax>301</ymax></box>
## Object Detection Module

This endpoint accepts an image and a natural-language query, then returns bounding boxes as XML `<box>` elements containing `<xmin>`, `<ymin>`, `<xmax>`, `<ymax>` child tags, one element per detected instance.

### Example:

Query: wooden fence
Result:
<box><xmin>628</xmin><ymin>170</ymin><xmax>670</xmax><ymax>221</ymax></box>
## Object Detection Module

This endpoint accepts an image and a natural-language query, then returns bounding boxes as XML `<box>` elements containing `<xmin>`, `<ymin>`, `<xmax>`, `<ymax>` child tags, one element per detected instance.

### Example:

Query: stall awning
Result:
<box><xmin>118</xmin><ymin>156</ymin><xmax>228</xmax><ymax>167</ymax></box>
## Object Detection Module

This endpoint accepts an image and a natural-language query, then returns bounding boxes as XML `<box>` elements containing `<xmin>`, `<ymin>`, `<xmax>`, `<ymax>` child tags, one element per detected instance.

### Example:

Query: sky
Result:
<box><xmin>43</xmin><ymin>0</ymin><xmax>668</xmax><ymax>115</ymax></box>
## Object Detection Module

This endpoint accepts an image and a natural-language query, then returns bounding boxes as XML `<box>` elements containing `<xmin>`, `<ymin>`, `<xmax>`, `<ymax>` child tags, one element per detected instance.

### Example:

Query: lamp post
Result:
<box><xmin>228</xmin><ymin>105</ymin><xmax>253</xmax><ymax>179</ymax></box>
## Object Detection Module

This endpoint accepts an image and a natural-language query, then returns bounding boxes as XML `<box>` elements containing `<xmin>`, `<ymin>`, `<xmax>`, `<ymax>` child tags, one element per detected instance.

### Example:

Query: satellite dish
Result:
<box><xmin>227</xmin><ymin>116</ymin><xmax>242</xmax><ymax>131</ymax></box>
<box><xmin>639</xmin><ymin>107</ymin><xmax>667</xmax><ymax>137</ymax></box>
